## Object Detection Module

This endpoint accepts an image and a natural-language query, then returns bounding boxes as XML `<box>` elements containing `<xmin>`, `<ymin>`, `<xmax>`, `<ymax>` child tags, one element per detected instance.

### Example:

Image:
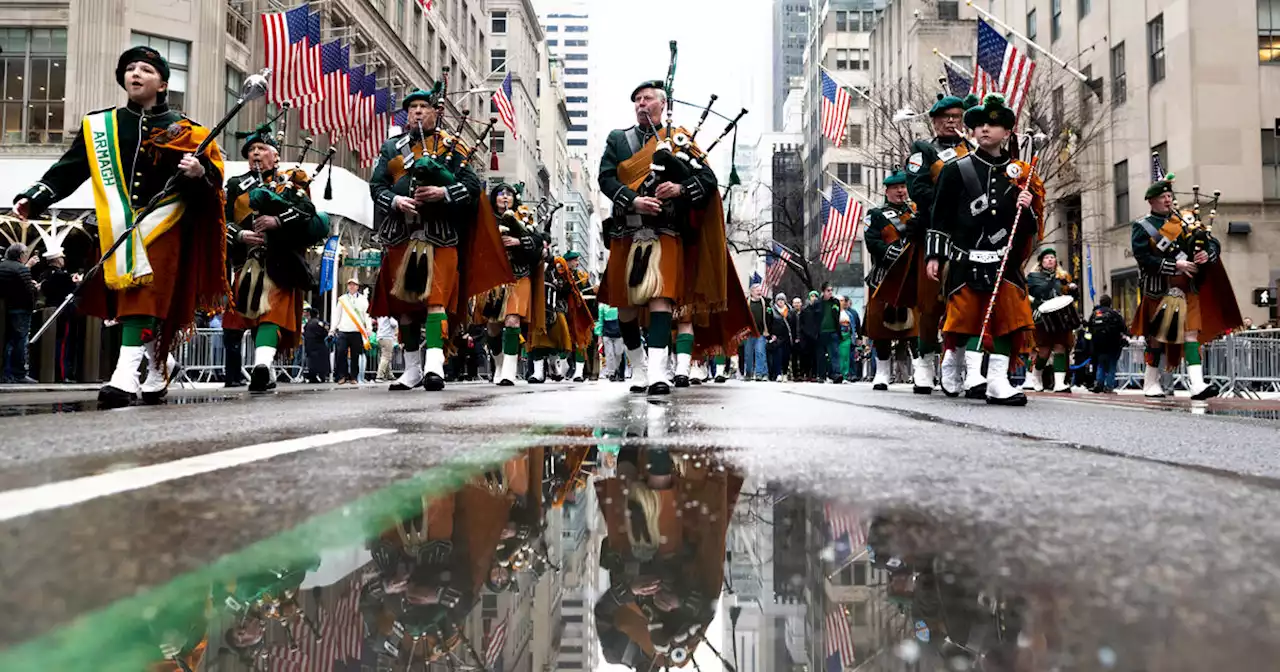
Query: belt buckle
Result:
<box><xmin>632</xmin><ymin>227</ymin><xmax>658</xmax><ymax>243</ymax></box>
<box><xmin>968</xmin><ymin>249</ymin><xmax>1001</xmax><ymax>264</ymax></box>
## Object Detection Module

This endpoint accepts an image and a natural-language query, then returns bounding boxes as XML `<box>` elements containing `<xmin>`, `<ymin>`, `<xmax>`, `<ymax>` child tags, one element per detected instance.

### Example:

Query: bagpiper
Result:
<box><xmin>926</xmin><ymin>94</ymin><xmax>1044</xmax><ymax>406</ymax></box>
<box><xmin>1024</xmin><ymin>247</ymin><xmax>1079</xmax><ymax>393</ymax></box>
<box><xmin>483</xmin><ymin>182</ymin><xmax>543</xmax><ymax>386</ymax></box>
<box><xmin>370</xmin><ymin>83</ymin><xmax>512</xmax><ymax>392</ymax></box>
<box><xmin>565</xmin><ymin>250</ymin><xmax>596</xmax><ymax>382</ymax></box>
<box><xmin>598</xmin><ymin>78</ymin><xmax>754</xmax><ymax>394</ymax></box>
<box><xmin>222</xmin><ymin>123</ymin><xmax>328</xmax><ymax>393</ymax></box>
<box><xmin>12</xmin><ymin>46</ymin><xmax>227</xmax><ymax>409</ymax></box>
<box><xmin>862</xmin><ymin>170</ymin><xmax>923</xmax><ymax>391</ymax></box>
<box><xmin>1129</xmin><ymin>176</ymin><xmax>1242</xmax><ymax>399</ymax></box>
<box><xmin>904</xmin><ymin>93</ymin><xmax>977</xmax><ymax>394</ymax></box>
<box><xmin>528</xmin><ymin>247</ymin><xmax>594</xmax><ymax>384</ymax></box>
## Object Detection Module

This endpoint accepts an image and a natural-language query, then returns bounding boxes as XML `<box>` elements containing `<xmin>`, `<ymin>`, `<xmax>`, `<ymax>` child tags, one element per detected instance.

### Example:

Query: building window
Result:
<box><xmin>491</xmin><ymin>10</ymin><xmax>507</xmax><ymax>34</ymax></box>
<box><xmin>492</xmin><ymin>130</ymin><xmax>505</xmax><ymax>153</ymax></box>
<box><xmin>1148</xmin><ymin>15</ymin><xmax>1165</xmax><ymax>84</ymax></box>
<box><xmin>565</xmin><ymin>67</ymin><xmax>588</xmax><ymax>75</ymax></box>
<box><xmin>490</xmin><ymin>48</ymin><xmax>506</xmax><ymax>72</ymax></box>
<box><xmin>938</xmin><ymin>1</ymin><xmax>960</xmax><ymax>21</ymax></box>
<box><xmin>564</xmin><ymin>53</ymin><xmax>587</xmax><ymax>61</ymax></box>
<box><xmin>835</xmin><ymin>49</ymin><xmax>849</xmax><ymax>70</ymax></box>
<box><xmin>566</xmin><ymin>96</ymin><xmax>587</xmax><ymax>103</ymax></box>
<box><xmin>1113</xmin><ymin>160</ymin><xmax>1129</xmax><ymax>224</ymax></box>
<box><xmin>836</xmin><ymin>10</ymin><xmax>861</xmax><ymax>32</ymax></box>
<box><xmin>547</xmin><ymin>39</ymin><xmax>558</xmax><ymax>46</ymax></box>
<box><xmin>1052</xmin><ymin>85</ymin><xmax>1064</xmax><ymax>133</ymax></box>
<box><xmin>0</xmin><ymin>27</ymin><xmax>67</xmax><ymax>145</ymax></box>
<box><xmin>568</xmin><ymin>110</ymin><xmax>587</xmax><ymax>117</ymax></box>
<box><xmin>1079</xmin><ymin>0</ymin><xmax>1091</xmax><ymax>18</ymax></box>
<box><xmin>567</xmin><ymin>138</ymin><xmax>587</xmax><ymax>146</ymax></box>
<box><xmin>130</xmin><ymin>33</ymin><xmax>188</xmax><ymax>111</ymax></box>
<box><xmin>222</xmin><ymin>65</ymin><xmax>245</xmax><ymax>149</ymax></box>
<box><xmin>1051</xmin><ymin>0</ymin><xmax>1062</xmax><ymax>41</ymax></box>
<box><xmin>1260</xmin><ymin>0</ymin><xmax>1280</xmax><ymax>62</ymax></box>
<box><xmin>853</xmin><ymin>48</ymin><xmax>869</xmax><ymax>70</ymax></box>
<box><xmin>1152</xmin><ymin>142</ymin><xmax>1168</xmax><ymax>176</ymax></box>
<box><xmin>847</xmin><ymin>123</ymin><xmax>863</xmax><ymax>147</ymax></box>
<box><xmin>1263</xmin><ymin>129</ymin><xmax>1280</xmax><ymax>199</ymax></box>
<box><xmin>836</xmin><ymin>162</ymin><xmax>862</xmax><ymax>185</ymax></box>
<box><xmin>565</xmin><ymin>81</ymin><xmax>587</xmax><ymax>89</ymax></box>
<box><xmin>1078</xmin><ymin>65</ymin><xmax>1093</xmax><ymax>125</ymax></box>
<box><xmin>1026</xmin><ymin>9</ymin><xmax>1038</xmax><ymax>44</ymax></box>
<box><xmin>565</xmin><ymin>39</ymin><xmax>587</xmax><ymax>47</ymax></box>
<box><xmin>226</xmin><ymin>0</ymin><xmax>251</xmax><ymax>44</ymax></box>
<box><xmin>1111</xmin><ymin>42</ymin><xmax>1127</xmax><ymax>104</ymax></box>
<box><xmin>566</xmin><ymin>25</ymin><xmax>588</xmax><ymax>32</ymax></box>
<box><xmin>546</xmin><ymin>25</ymin><xmax>558</xmax><ymax>32</ymax></box>
<box><xmin>395</xmin><ymin>0</ymin><xmax>406</xmax><ymax>34</ymax></box>
<box><xmin>569</xmin><ymin>124</ymin><xmax>587</xmax><ymax>132</ymax></box>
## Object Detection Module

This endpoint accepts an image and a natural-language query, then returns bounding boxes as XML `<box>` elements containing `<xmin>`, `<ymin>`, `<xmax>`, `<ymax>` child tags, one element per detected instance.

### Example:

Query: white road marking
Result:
<box><xmin>0</xmin><ymin>428</ymin><xmax>397</xmax><ymax>523</ymax></box>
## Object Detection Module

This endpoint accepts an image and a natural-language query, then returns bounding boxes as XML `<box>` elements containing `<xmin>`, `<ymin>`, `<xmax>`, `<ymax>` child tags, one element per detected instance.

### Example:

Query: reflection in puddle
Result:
<box><xmin>16</xmin><ymin>443</ymin><xmax>1273</xmax><ymax>671</ymax></box>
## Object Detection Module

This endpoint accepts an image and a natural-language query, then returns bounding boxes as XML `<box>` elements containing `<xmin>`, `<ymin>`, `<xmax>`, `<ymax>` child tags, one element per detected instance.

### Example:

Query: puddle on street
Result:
<box><xmin>5</xmin><ymin>443</ymin><xmax>1274</xmax><ymax>671</ymax></box>
<box><xmin>0</xmin><ymin>389</ymin><xmax>339</xmax><ymax>417</ymax></box>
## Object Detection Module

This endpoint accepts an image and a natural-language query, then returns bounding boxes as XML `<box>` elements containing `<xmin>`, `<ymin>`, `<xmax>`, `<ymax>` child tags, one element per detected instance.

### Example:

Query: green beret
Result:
<box><xmin>1037</xmin><ymin>247</ymin><xmax>1057</xmax><ymax>261</ymax></box>
<box><xmin>564</xmin><ymin>251</ymin><xmax>581</xmax><ymax>261</ymax></box>
<box><xmin>883</xmin><ymin>170</ymin><xmax>907</xmax><ymax>187</ymax></box>
<box><xmin>961</xmin><ymin>93</ymin><xmax>981</xmax><ymax>109</ymax></box>
<box><xmin>631</xmin><ymin>80</ymin><xmax>666</xmax><ymax>101</ymax></box>
<box><xmin>402</xmin><ymin>81</ymin><xmax>445</xmax><ymax>110</ymax></box>
<box><xmin>928</xmin><ymin>95</ymin><xmax>965</xmax><ymax>117</ymax></box>
<box><xmin>116</xmin><ymin>46</ymin><xmax>169</xmax><ymax>90</ymax></box>
<box><xmin>235</xmin><ymin>122</ymin><xmax>279</xmax><ymax>159</ymax></box>
<box><xmin>963</xmin><ymin>93</ymin><xmax>1015</xmax><ymax>130</ymax></box>
<box><xmin>1144</xmin><ymin>179</ymin><xmax>1174</xmax><ymax>200</ymax></box>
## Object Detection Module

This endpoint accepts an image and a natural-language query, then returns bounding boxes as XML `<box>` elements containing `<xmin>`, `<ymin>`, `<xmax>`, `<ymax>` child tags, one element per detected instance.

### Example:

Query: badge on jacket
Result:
<box><xmin>907</xmin><ymin>153</ymin><xmax>923</xmax><ymax>173</ymax></box>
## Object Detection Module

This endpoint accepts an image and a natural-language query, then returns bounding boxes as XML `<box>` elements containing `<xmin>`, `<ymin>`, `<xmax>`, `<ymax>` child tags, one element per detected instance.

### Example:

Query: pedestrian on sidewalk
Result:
<box><xmin>599</xmin><ymin>302</ymin><xmax>625</xmax><ymax>381</ymax></box>
<box><xmin>375</xmin><ymin>316</ymin><xmax>398</xmax><ymax>382</ymax></box>
<box><xmin>788</xmin><ymin>297</ymin><xmax>804</xmax><ymax>380</ymax></box>
<box><xmin>38</xmin><ymin>247</ymin><xmax>80</xmax><ymax>383</ymax></box>
<box><xmin>767</xmin><ymin>293</ymin><xmax>791</xmax><ymax>381</ymax></box>
<box><xmin>799</xmin><ymin>291</ymin><xmax>823</xmax><ymax>381</ymax></box>
<box><xmin>333</xmin><ymin>277</ymin><xmax>370</xmax><ymax>385</ymax></box>
<box><xmin>743</xmin><ymin>283</ymin><xmax>769</xmax><ymax>381</ymax></box>
<box><xmin>815</xmin><ymin>283</ymin><xmax>843</xmax><ymax>383</ymax></box>
<box><xmin>1</xmin><ymin>243</ymin><xmax>38</xmax><ymax>384</ymax></box>
<box><xmin>1087</xmin><ymin>294</ymin><xmax>1128</xmax><ymax>393</ymax></box>
<box><xmin>302</xmin><ymin>307</ymin><xmax>331</xmax><ymax>383</ymax></box>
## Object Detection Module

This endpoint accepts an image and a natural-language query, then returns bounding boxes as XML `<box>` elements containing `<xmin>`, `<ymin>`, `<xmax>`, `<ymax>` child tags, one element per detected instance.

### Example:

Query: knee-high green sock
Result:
<box><xmin>574</xmin><ymin>348</ymin><xmax>587</xmax><ymax>363</ymax></box>
<box><xmin>648</xmin><ymin>312</ymin><xmax>672</xmax><ymax>349</ymax></box>
<box><xmin>255</xmin><ymin>324</ymin><xmax>281</xmax><ymax>348</ymax></box>
<box><xmin>916</xmin><ymin>336</ymin><xmax>938</xmax><ymax>355</ymax></box>
<box><xmin>715</xmin><ymin>354</ymin><xmax>726</xmax><ymax>365</ymax></box>
<box><xmin>992</xmin><ymin>335</ymin><xmax>1012</xmax><ymax>356</ymax></box>
<box><xmin>502</xmin><ymin>326</ymin><xmax>521</xmax><ymax>356</ymax></box>
<box><xmin>121</xmin><ymin>316</ymin><xmax>159</xmax><ymax>346</ymax></box>
<box><xmin>1184</xmin><ymin>341</ymin><xmax>1202</xmax><ymax>365</ymax></box>
<box><xmin>425</xmin><ymin>313</ymin><xmax>446</xmax><ymax>350</ymax></box>
<box><xmin>1034</xmin><ymin>355</ymin><xmax>1049</xmax><ymax>370</ymax></box>
<box><xmin>965</xmin><ymin>336</ymin><xmax>983</xmax><ymax>353</ymax></box>
<box><xmin>1052</xmin><ymin>352</ymin><xmax>1067</xmax><ymax>373</ymax></box>
<box><xmin>675</xmin><ymin>333</ymin><xmax>694</xmax><ymax>356</ymax></box>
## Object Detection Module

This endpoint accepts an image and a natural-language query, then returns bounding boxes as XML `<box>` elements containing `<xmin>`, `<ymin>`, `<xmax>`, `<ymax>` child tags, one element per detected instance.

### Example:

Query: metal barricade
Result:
<box><xmin>1113</xmin><ymin>330</ymin><xmax>1280</xmax><ymax>397</ymax></box>
<box><xmin>176</xmin><ymin>328</ymin><xmax>305</xmax><ymax>384</ymax></box>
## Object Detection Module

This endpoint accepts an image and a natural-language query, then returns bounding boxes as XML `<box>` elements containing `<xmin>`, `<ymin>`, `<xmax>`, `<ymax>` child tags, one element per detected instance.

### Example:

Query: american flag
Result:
<box><xmin>262</xmin><ymin>4</ymin><xmax>323</xmax><ymax>107</ymax></box>
<box><xmin>825</xmin><ymin>502</ymin><xmax>867</xmax><ymax>565</ymax></box>
<box><xmin>971</xmin><ymin>19</ymin><xmax>1036</xmax><ymax>120</ymax></box>
<box><xmin>820</xmin><ymin>183</ymin><xmax>863</xmax><ymax>271</ymax></box>
<box><xmin>493</xmin><ymin>71</ymin><xmax>518</xmax><ymax>139</ymax></box>
<box><xmin>268</xmin><ymin>580</ymin><xmax>364</xmax><ymax>672</ymax></box>
<box><xmin>819</xmin><ymin>68</ymin><xmax>852</xmax><ymax>147</ymax></box>
<box><xmin>415</xmin><ymin>0</ymin><xmax>434</xmax><ymax>9</ymax></box>
<box><xmin>485</xmin><ymin>618</ymin><xmax>508</xmax><ymax>666</ymax></box>
<box><xmin>349</xmin><ymin>72</ymin><xmax>378</xmax><ymax>167</ymax></box>
<box><xmin>300</xmin><ymin>40</ymin><xmax>351</xmax><ymax>134</ymax></box>
<box><xmin>359</xmin><ymin>88</ymin><xmax>392</xmax><ymax>167</ymax></box>
<box><xmin>392</xmin><ymin>108</ymin><xmax>408</xmax><ymax>131</ymax></box>
<box><xmin>764</xmin><ymin>242</ymin><xmax>792</xmax><ymax>294</ymax></box>
<box><xmin>944</xmin><ymin>62</ymin><xmax>973</xmax><ymax>98</ymax></box>
<box><xmin>825</xmin><ymin>607</ymin><xmax>856</xmax><ymax>671</ymax></box>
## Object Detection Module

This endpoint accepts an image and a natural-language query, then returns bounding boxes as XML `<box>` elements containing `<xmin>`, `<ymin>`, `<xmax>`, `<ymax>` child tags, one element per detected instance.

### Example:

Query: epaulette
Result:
<box><xmin>180</xmin><ymin>114</ymin><xmax>201</xmax><ymax>127</ymax></box>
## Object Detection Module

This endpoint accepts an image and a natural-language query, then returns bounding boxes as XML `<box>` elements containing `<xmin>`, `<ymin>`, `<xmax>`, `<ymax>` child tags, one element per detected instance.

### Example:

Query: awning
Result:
<box><xmin>0</xmin><ymin>158</ymin><xmax>374</xmax><ymax>230</ymax></box>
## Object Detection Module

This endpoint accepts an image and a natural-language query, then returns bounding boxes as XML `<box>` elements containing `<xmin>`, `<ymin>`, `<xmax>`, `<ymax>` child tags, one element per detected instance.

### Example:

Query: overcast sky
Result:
<box><xmin>585</xmin><ymin>0</ymin><xmax>775</xmax><ymax>177</ymax></box>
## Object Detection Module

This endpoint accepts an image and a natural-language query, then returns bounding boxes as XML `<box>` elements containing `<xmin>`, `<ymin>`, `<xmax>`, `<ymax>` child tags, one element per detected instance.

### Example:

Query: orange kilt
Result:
<box><xmin>873</xmin><ymin>244</ymin><xmax>943</xmax><ymax>342</ymax></box>
<box><xmin>370</xmin><ymin>243</ymin><xmax>460</xmax><ymax>318</ymax></box>
<box><xmin>222</xmin><ymin>283</ymin><xmax>303</xmax><ymax>345</ymax></box>
<box><xmin>531</xmin><ymin>313</ymin><xmax>572</xmax><ymax>351</ymax></box>
<box><xmin>864</xmin><ymin>297</ymin><xmax>918</xmax><ymax>341</ymax></box>
<box><xmin>943</xmin><ymin>281</ymin><xmax>1034</xmax><ymax>339</ymax></box>
<box><xmin>1131</xmin><ymin>292</ymin><xmax>1203</xmax><ymax>338</ymax></box>
<box><xmin>502</xmin><ymin>276</ymin><xmax>533</xmax><ymax>320</ymax></box>
<box><xmin>115</xmin><ymin>226</ymin><xmax>182</xmax><ymax>319</ymax></box>
<box><xmin>598</xmin><ymin>234</ymin><xmax>684</xmax><ymax>308</ymax></box>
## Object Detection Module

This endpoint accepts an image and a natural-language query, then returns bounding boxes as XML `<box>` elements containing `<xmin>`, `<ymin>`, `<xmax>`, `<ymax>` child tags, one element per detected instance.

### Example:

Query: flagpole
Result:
<box><xmin>820</xmin><ymin>65</ymin><xmax>874</xmax><ymax>105</ymax></box>
<box><xmin>931</xmin><ymin>48</ymin><xmax>973</xmax><ymax>77</ymax></box>
<box><xmin>823</xmin><ymin>171</ymin><xmax>878</xmax><ymax>209</ymax></box>
<box><xmin>965</xmin><ymin>0</ymin><xmax>1089</xmax><ymax>83</ymax></box>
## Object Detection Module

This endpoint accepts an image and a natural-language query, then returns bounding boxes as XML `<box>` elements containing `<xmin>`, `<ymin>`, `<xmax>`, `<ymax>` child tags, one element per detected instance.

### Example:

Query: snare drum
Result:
<box><xmin>1033</xmin><ymin>295</ymin><xmax>1081</xmax><ymax>334</ymax></box>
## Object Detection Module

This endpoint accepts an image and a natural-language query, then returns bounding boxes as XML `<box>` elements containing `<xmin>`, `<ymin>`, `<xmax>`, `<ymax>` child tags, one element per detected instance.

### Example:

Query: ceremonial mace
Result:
<box><xmin>975</xmin><ymin>129</ymin><xmax>1048</xmax><ymax>349</ymax></box>
<box><xmin>30</xmin><ymin>68</ymin><xmax>271</xmax><ymax>343</ymax></box>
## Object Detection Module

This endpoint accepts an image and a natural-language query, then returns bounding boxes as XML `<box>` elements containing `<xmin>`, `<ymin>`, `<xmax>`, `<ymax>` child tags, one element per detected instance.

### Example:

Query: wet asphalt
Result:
<box><xmin>0</xmin><ymin>379</ymin><xmax>1277</xmax><ymax>671</ymax></box>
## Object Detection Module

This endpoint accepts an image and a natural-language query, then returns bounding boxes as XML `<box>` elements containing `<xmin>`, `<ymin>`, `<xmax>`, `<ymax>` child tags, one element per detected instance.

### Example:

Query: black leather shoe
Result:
<box><xmin>249</xmin><ymin>365</ymin><xmax>276</xmax><ymax>393</ymax></box>
<box><xmin>648</xmin><ymin>381</ymin><xmax>671</xmax><ymax>395</ymax></box>
<box><xmin>986</xmin><ymin>392</ymin><xmax>1029</xmax><ymax>406</ymax></box>
<box><xmin>424</xmin><ymin>373</ymin><xmax>445</xmax><ymax>391</ymax></box>
<box><xmin>913</xmin><ymin>385</ymin><xmax>933</xmax><ymax>395</ymax></box>
<box><xmin>690</xmin><ymin>377</ymin><xmax>702</xmax><ymax>386</ymax></box>
<box><xmin>673</xmin><ymin>375</ymin><xmax>690</xmax><ymax>388</ymax></box>
<box><xmin>1191</xmin><ymin>384</ymin><xmax>1219</xmax><ymax>401</ymax></box>
<box><xmin>497</xmin><ymin>379</ymin><xmax>515</xmax><ymax>387</ymax></box>
<box><xmin>873</xmin><ymin>383</ymin><xmax>888</xmax><ymax>391</ymax></box>
<box><xmin>98</xmin><ymin>385</ymin><xmax>135</xmax><ymax>410</ymax></box>
<box><xmin>714</xmin><ymin>375</ymin><xmax>726</xmax><ymax>384</ymax></box>
<box><xmin>964</xmin><ymin>384</ymin><xmax>988</xmax><ymax>399</ymax></box>
<box><xmin>528</xmin><ymin>377</ymin><xmax>544</xmax><ymax>384</ymax></box>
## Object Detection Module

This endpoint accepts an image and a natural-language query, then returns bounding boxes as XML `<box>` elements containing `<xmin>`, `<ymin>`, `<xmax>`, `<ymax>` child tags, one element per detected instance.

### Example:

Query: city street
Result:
<box><xmin>0</xmin><ymin>380</ymin><xmax>1278</xmax><ymax>671</ymax></box>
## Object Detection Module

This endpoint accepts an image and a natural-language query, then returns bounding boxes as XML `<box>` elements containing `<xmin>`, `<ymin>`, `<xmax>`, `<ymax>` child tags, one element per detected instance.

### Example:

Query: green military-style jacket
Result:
<box><xmin>904</xmin><ymin>135</ymin><xmax>970</xmax><ymax>237</ymax></box>
<box><xmin>224</xmin><ymin>168</ymin><xmax>326</xmax><ymax>290</ymax></box>
<box><xmin>369</xmin><ymin>128</ymin><xmax>481</xmax><ymax>247</ymax></box>
<box><xmin>598</xmin><ymin>125</ymin><xmax>717</xmax><ymax>238</ymax></box>
<box><xmin>1130</xmin><ymin>211</ymin><xmax>1221</xmax><ymax>298</ymax></box>
<box><xmin>862</xmin><ymin>201</ymin><xmax>913</xmax><ymax>291</ymax></box>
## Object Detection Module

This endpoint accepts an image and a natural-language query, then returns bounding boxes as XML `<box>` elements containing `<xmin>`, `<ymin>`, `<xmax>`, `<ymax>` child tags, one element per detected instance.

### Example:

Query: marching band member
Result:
<box><xmin>598</xmin><ymin>79</ymin><xmax>753</xmax><ymax>394</ymax></box>
<box><xmin>12</xmin><ymin>46</ymin><xmax>227</xmax><ymax>409</ymax></box>
<box><xmin>862</xmin><ymin>170</ymin><xmax>921</xmax><ymax>391</ymax></box>
<box><xmin>222</xmin><ymin>123</ymin><xmax>328</xmax><ymax>393</ymax></box>
<box><xmin>565</xmin><ymin>251</ymin><xmax>596</xmax><ymax>382</ymax></box>
<box><xmin>926</xmin><ymin>94</ymin><xmax>1043</xmax><ymax>407</ymax></box>
<box><xmin>905</xmin><ymin>94</ymin><xmax>976</xmax><ymax>395</ymax></box>
<box><xmin>1129</xmin><ymin>177</ymin><xmax>1242</xmax><ymax>399</ymax></box>
<box><xmin>529</xmin><ymin>247</ymin><xmax>594</xmax><ymax>384</ymax></box>
<box><xmin>370</xmin><ymin>84</ymin><xmax>512</xmax><ymax>393</ymax></box>
<box><xmin>485</xmin><ymin>183</ymin><xmax>542</xmax><ymax>386</ymax></box>
<box><xmin>1024</xmin><ymin>248</ymin><xmax>1078</xmax><ymax>393</ymax></box>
